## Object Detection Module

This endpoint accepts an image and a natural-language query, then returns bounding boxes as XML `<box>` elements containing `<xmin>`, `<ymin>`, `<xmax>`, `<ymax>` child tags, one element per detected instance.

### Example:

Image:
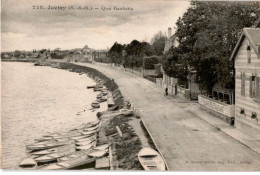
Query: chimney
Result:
<box><xmin>168</xmin><ymin>27</ymin><xmax>172</xmax><ymax>38</ymax></box>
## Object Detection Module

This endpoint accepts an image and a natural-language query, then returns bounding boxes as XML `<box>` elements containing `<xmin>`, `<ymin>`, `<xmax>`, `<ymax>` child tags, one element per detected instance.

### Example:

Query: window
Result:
<box><xmin>247</xmin><ymin>45</ymin><xmax>251</xmax><ymax>64</ymax></box>
<box><xmin>256</xmin><ymin>76</ymin><xmax>260</xmax><ymax>100</ymax></box>
<box><xmin>241</xmin><ymin>72</ymin><xmax>246</xmax><ymax>96</ymax></box>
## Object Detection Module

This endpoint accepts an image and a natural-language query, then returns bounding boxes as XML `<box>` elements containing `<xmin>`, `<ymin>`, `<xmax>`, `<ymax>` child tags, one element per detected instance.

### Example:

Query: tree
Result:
<box><xmin>108</xmin><ymin>42</ymin><xmax>125</xmax><ymax>64</ymax></box>
<box><xmin>163</xmin><ymin>1</ymin><xmax>259</xmax><ymax>94</ymax></box>
<box><xmin>14</xmin><ymin>50</ymin><xmax>21</xmax><ymax>58</ymax></box>
<box><xmin>151</xmin><ymin>31</ymin><xmax>167</xmax><ymax>56</ymax></box>
<box><xmin>124</xmin><ymin>40</ymin><xmax>155</xmax><ymax>68</ymax></box>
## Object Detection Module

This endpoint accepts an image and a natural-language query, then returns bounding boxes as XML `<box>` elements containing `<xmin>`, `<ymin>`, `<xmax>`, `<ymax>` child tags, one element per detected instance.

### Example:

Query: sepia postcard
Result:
<box><xmin>1</xmin><ymin>0</ymin><xmax>260</xmax><ymax>171</ymax></box>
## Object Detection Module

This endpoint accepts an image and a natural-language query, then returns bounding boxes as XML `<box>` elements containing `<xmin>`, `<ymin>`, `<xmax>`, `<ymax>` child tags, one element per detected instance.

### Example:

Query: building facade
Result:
<box><xmin>163</xmin><ymin>27</ymin><xmax>178</xmax><ymax>54</ymax></box>
<box><xmin>231</xmin><ymin>28</ymin><xmax>260</xmax><ymax>135</ymax></box>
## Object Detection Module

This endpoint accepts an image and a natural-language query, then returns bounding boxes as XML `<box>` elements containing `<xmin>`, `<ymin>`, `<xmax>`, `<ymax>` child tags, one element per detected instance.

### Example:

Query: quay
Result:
<box><xmin>74</xmin><ymin>62</ymin><xmax>260</xmax><ymax>171</ymax></box>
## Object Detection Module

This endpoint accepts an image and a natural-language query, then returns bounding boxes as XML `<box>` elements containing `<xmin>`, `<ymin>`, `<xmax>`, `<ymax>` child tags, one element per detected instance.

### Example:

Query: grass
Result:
<box><xmin>105</xmin><ymin>115</ymin><xmax>143</xmax><ymax>170</ymax></box>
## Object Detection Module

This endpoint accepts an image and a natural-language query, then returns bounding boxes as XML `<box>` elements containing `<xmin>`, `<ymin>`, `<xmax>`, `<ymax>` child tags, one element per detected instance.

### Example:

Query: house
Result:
<box><xmin>163</xmin><ymin>27</ymin><xmax>178</xmax><ymax>54</ymax></box>
<box><xmin>82</xmin><ymin>45</ymin><xmax>94</xmax><ymax>62</ymax></box>
<box><xmin>230</xmin><ymin>27</ymin><xmax>260</xmax><ymax>136</ymax></box>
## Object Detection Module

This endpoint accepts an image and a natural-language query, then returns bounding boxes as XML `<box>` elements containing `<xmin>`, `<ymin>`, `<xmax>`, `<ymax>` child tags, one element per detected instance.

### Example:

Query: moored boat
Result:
<box><xmin>96</xmin><ymin>93</ymin><xmax>103</xmax><ymax>99</ymax></box>
<box><xmin>31</xmin><ymin>144</ymin><xmax>75</xmax><ymax>156</ymax></box>
<box><xmin>91</xmin><ymin>101</ymin><xmax>100</xmax><ymax>108</ymax></box>
<box><xmin>76</xmin><ymin>141</ymin><xmax>96</xmax><ymax>151</ymax></box>
<box><xmin>138</xmin><ymin>147</ymin><xmax>165</xmax><ymax>171</ymax></box>
<box><xmin>42</xmin><ymin>154</ymin><xmax>96</xmax><ymax>170</ymax></box>
<box><xmin>26</xmin><ymin>140</ymin><xmax>75</xmax><ymax>151</ymax></box>
<box><xmin>35</xmin><ymin>147</ymin><xmax>76</xmax><ymax>163</ymax></box>
<box><xmin>18</xmin><ymin>157</ymin><xmax>37</xmax><ymax>169</ymax></box>
<box><xmin>120</xmin><ymin>109</ymin><xmax>134</xmax><ymax>116</ymax></box>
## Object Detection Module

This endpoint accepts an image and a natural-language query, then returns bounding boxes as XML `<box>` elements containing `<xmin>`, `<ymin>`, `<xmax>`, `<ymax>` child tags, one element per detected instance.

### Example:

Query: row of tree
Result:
<box><xmin>162</xmin><ymin>1</ymin><xmax>259</xmax><ymax>94</ymax></box>
<box><xmin>108</xmin><ymin>31</ymin><xmax>168</xmax><ymax>69</ymax></box>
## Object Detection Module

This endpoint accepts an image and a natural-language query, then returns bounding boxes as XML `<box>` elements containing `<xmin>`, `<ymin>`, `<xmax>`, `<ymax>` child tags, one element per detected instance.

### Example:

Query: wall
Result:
<box><xmin>198</xmin><ymin>95</ymin><xmax>235</xmax><ymax>119</ymax></box>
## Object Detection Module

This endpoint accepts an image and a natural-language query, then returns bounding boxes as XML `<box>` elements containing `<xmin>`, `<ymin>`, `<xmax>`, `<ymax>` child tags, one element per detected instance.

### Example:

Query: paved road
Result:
<box><xmin>77</xmin><ymin>63</ymin><xmax>260</xmax><ymax>171</ymax></box>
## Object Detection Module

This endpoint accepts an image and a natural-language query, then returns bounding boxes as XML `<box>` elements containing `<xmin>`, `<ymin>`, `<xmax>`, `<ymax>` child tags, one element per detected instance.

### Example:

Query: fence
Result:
<box><xmin>198</xmin><ymin>95</ymin><xmax>235</xmax><ymax>119</ymax></box>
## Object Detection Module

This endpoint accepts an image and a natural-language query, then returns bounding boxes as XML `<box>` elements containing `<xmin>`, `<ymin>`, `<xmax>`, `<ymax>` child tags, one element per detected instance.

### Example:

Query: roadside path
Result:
<box><xmin>76</xmin><ymin>63</ymin><xmax>260</xmax><ymax>171</ymax></box>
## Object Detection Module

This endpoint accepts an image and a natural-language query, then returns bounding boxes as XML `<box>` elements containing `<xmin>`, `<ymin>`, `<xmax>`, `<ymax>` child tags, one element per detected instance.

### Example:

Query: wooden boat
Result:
<box><xmin>93</xmin><ymin>87</ymin><xmax>108</xmax><ymax>92</ymax></box>
<box><xmin>83</xmin><ymin>123</ymin><xmax>100</xmax><ymax>132</ymax></box>
<box><xmin>57</xmin><ymin>148</ymin><xmax>92</xmax><ymax>162</ymax></box>
<box><xmin>87</xmin><ymin>149</ymin><xmax>109</xmax><ymax>158</ymax></box>
<box><xmin>75</xmin><ymin>135</ymin><xmax>96</xmax><ymax>142</ymax></box>
<box><xmin>26</xmin><ymin>140</ymin><xmax>75</xmax><ymax>151</ymax></box>
<box><xmin>35</xmin><ymin>147</ymin><xmax>76</xmax><ymax>163</ymax></box>
<box><xmin>120</xmin><ymin>109</ymin><xmax>134</xmax><ymax>116</ymax></box>
<box><xmin>76</xmin><ymin>141</ymin><xmax>96</xmax><ymax>151</ymax></box>
<box><xmin>97</xmin><ymin>98</ymin><xmax>106</xmax><ymax>103</ymax></box>
<box><xmin>35</xmin><ymin>136</ymin><xmax>53</xmax><ymax>142</ymax></box>
<box><xmin>31</xmin><ymin>144</ymin><xmax>75</xmax><ymax>156</ymax></box>
<box><xmin>93</xmin><ymin>144</ymin><xmax>110</xmax><ymax>151</ymax></box>
<box><xmin>138</xmin><ymin>147</ymin><xmax>165</xmax><ymax>171</ymax></box>
<box><xmin>18</xmin><ymin>157</ymin><xmax>37</xmax><ymax>169</ymax></box>
<box><xmin>81</xmin><ymin>128</ymin><xmax>100</xmax><ymax>136</ymax></box>
<box><xmin>84</xmin><ymin>120</ymin><xmax>100</xmax><ymax>128</ymax></box>
<box><xmin>91</xmin><ymin>101</ymin><xmax>100</xmax><ymax>108</ymax></box>
<box><xmin>107</xmin><ymin>105</ymin><xmax>119</xmax><ymax>111</ymax></box>
<box><xmin>87</xmin><ymin>85</ymin><xmax>96</xmax><ymax>89</ymax></box>
<box><xmin>42</xmin><ymin>154</ymin><xmax>96</xmax><ymax>170</ymax></box>
<box><xmin>75</xmin><ymin>138</ymin><xmax>96</xmax><ymax>146</ymax></box>
<box><xmin>96</xmin><ymin>93</ymin><xmax>103</xmax><ymax>99</ymax></box>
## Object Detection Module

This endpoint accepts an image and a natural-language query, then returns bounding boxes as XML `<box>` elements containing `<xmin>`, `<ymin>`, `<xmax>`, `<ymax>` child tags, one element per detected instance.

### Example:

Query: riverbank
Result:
<box><xmin>50</xmin><ymin>62</ymin><xmax>158</xmax><ymax>170</ymax></box>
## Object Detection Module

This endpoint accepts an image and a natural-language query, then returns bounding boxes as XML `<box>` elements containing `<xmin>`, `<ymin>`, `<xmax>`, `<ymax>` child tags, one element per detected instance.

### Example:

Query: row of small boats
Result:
<box><xmin>18</xmin><ymin>119</ymin><xmax>109</xmax><ymax>170</ymax></box>
<box><xmin>91</xmin><ymin>88</ymin><xmax>109</xmax><ymax>108</ymax></box>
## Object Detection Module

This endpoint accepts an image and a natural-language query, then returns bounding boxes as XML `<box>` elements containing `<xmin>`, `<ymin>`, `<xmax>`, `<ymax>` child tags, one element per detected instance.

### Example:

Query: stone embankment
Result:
<box><xmin>51</xmin><ymin>62</ymin><xmax>159</xmax><ymax>170</ymax></box>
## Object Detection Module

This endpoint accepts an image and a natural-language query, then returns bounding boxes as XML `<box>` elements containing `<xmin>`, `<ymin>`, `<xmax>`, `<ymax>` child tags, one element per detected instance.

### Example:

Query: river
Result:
<box><xmin>1</xmin><ymin>62</ymin><xmax>106</xmax><ymax>169</ymax></box>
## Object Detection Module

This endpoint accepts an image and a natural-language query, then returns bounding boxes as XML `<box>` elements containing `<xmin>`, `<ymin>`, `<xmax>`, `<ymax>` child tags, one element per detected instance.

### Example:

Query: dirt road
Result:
<box><xmin>76</xmin><ymin>62</ymin><xmax>260</xmax><ymax>171</ymax></box>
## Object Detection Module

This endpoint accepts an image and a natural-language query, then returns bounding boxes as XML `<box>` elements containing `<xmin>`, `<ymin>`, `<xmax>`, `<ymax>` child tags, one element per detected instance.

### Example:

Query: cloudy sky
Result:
<box><xmin>1</xmin><ymin>0</ymin><xmax>190</xmax><ymax>52</ymax></box>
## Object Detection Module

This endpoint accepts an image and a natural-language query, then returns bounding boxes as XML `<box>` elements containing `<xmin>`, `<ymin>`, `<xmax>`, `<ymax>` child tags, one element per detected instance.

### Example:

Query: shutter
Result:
<box><xmin>256</xmin><ymin>76</ymin><xmax>260</xmax><ymax>99</ymax></box>
<box><xmin>249</xmin><ymin>76</ymin><xmax>252</xmax><ymax>98</ymax></box>
<box><xmin>241</xmin><ymin>73</ymin><xmax>246</xmax><ymax>96</ymax></box>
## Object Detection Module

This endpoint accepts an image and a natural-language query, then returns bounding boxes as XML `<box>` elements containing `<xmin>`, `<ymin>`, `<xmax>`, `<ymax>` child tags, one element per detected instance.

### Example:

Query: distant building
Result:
<box><xmin>163</xmin><ymin>27</ymin><xmax>178</xmax><ymax>54</ymax></box>
<box><xmin>82</xmin><ymin>45</ymin><xmax>94</xmax><ymax>62</ymax></box>
<box><xmin>230</xmin><ymin>27</ymin><xmax>260</xmax><ymax>135</ymax></box>
<box><xmin>93</xmin><ymin>50</ymin><xmax>108</xmax><ymax>63</ymax></box>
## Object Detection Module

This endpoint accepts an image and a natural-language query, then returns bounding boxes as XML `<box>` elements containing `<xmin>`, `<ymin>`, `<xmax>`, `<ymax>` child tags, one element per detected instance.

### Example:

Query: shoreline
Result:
<box><xmin>51</xmin><ymin>62</ymin><xmax>159</xmax><ymax>170</ymax></box>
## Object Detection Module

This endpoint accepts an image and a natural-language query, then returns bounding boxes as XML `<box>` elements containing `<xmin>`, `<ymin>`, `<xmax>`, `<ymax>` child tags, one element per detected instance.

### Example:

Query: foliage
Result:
<box><xmin>14</xmin><ymin>50</ymin><xmax>21</xmax><ymax>58</ymax></box>
<box><xmin>151</xmin><ymin>31</ymin><xmax>167</xmax><ymax>56</ymax></box>
<box><xmin>144</xmin><ymin>56</ymin><xmax>159</xmax><ymax>69</ymax></box>
<box><xmin>163</xmin><ymin>1</ymin><xmax>259</xmax><ymax>93</ymax></box>
<box><xmin>108</xmin><ymin>42</ymin><xmax>125</xmax><ymax>63</ymax></box>
<box><xmin>123</xmin><ymin>40</ymin><xmax>155</xmax><ymax>68</ymax></box>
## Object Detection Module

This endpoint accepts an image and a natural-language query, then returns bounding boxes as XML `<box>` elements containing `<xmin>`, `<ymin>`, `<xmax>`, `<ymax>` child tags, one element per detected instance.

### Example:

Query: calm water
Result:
<box><xmin>1</xmin><ymin>62</ymin><xmax>106</xmax><ymax>169</ymax></box>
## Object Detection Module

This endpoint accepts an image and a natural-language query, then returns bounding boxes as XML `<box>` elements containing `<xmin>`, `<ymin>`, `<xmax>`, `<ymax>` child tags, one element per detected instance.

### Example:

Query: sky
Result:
<box><xmin>1</xmin><ymin>0</ymin><xmax>190</xmax><ymax>52</ymax></box>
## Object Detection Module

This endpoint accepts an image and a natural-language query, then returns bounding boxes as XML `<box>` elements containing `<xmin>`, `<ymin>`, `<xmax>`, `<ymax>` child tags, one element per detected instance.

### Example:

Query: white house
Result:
<box><xmin>230</xmin><ymin>27</ymin><xmax>260</xmax><ymax>136</ymax></box>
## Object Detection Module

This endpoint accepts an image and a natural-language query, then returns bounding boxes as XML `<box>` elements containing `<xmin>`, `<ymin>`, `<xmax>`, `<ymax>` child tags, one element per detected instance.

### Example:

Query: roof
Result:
<box><xmin>230</xmin><ymin>28</ymin><xmax>260</xmax><ymax>61</ymax></box>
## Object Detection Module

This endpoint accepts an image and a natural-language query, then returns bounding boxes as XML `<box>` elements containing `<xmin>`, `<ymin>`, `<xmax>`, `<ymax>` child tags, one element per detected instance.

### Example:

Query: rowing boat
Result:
<box><xmin>75</xmin><ymin>135</ymin><xmax>96</xmax><ymax>142</ymax></box>
<box><xmin>35</xmin><ymin>147</ymin><xmax>76</xmax><ymax>163</ymax></box>
<box><xmin>31</xmin><ymin>144</ymin><xmax>75</xmax><ymax>156</ymax></box>
<box><xmin>91</xmin><ymin>101</ymin><xmax>100</xmax><ymax>108</ymax></box>
<box><xmin>18</xmin><ymin>157</ymin><xmax>37</xmax><ymax>169</ymax></box>
<box><xmin>120</xmin><ymin>109</ymin><xmax>134</xmax><ymax>116</ymax></box>
<box><xmin>26</xmin><ymin>140</ymin><xmax>75</xmax><ymax>151</ymax></box>
<box><xmin>76</xmin><ymin>141</ymin><xmax>96</xmax><ymax>151</ymax></box>
<box><xmin>138</xmin><ymin>147</ymin><xmax>165</xmax><ymax>171</ymax></box>
<box><xmin>42</xmin><ymin>154</ymin><xmax>96</xmax><ymax>170</ymax></box>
